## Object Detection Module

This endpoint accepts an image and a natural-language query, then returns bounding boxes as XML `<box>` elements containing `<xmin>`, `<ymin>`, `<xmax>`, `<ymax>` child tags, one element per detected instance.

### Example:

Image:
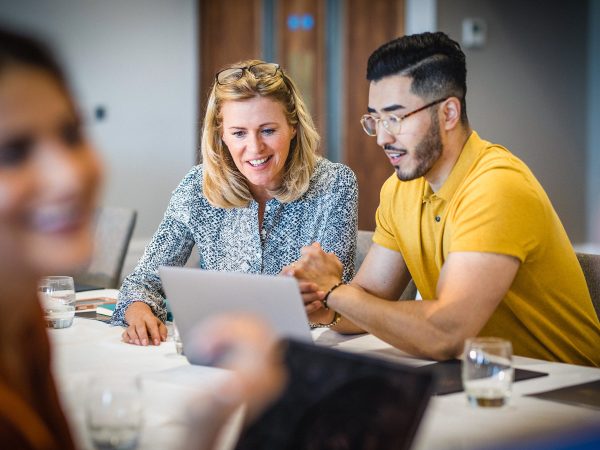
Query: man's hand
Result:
<box><xmin>122</xmin><ymin>301</ymin><xmax>168</xmax><ymax>346</ymax></box>
<box><xmin>281</xmin><ymin>243</ymin><xmax>343</xmax><ymax>315</ymax></box>
<box><xmin>295</xmin><ymin>242</ymin><xmax>343</xmax><ymax>290</ymax></box>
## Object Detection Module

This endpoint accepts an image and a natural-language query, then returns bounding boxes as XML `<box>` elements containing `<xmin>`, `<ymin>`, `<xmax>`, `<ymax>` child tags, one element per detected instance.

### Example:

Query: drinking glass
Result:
<box><xmin>172</xmin><ymin>320</ymin><xmax>184</xmax><ymax>355</ymax></box>
<box><xmin>462</xmin><ymin>337</ymin><xmax>513</xmax><ymax>407</ymax></box>
<box><xmin>85</xmin><ymin>375</ymin><xmax>143</xmax><ymax>450</ymax></box>
<box><xmin>38</xmin><ymin>276</ymin><xmax>76</xmax><ymax>329</ymax></box>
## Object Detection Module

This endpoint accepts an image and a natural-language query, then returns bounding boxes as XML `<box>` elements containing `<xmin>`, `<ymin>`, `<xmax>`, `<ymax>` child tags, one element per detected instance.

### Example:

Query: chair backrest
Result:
<box><xmin>74</xmin><ymin>206</ymin><xmax>137</xmax><ymax>289</ymax></box>
<box><xmin>576</xmin><ymin>252</ymin><xmax>600</xmax><ymax>320</ymax></box>
<box><xmin>356</xmin><ymin>230</ymin><xmax>417</xmax><ymax>300</ymax></box>
<box><xmin>355</xmin><ymin>230</ymin><xmax>375</xmax><ymax>271</ymax></box>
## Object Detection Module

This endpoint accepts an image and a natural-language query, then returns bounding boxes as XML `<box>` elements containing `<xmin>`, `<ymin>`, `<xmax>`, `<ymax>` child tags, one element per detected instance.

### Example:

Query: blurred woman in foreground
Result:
<box><xmin>0</xmin><ymin>27</ymin><xmax>284</xmax><ymax>450</ymax></box>
<box><xmin>0</xmin><ymin>27</ymin><xmax>102</xmax><ymax>449</ymax></box>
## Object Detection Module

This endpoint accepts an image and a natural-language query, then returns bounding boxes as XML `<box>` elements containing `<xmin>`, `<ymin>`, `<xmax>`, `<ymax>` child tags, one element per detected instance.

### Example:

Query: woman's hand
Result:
<box><xmin>308</xmin><ymin>307</ymin><xmax>336</xmax><ymax>325</ymax></box>
<box><xmin>122</xmin><ymin>302</ymin><xmax>168</xmax><ymax>346</ymax></box>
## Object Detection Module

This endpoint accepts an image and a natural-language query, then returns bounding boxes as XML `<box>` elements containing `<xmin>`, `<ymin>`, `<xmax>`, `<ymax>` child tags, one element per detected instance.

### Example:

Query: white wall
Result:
<box><xmin>0</xmin><ymin>0</ymin><xmax>198</xmax><ymax>245</ymax></box>
<box><xmin>588</xmin><ymin>0</ymin><xmax>600</xmax><ymax>249</ymax></box>
<box><xmin>437</xmin><ymin>0</ymin><xmax>588</xmax><ymax>244</ymax></box>
<box><xmin>405</xmin><ymin>0</ymin><xmax>437</xmax><ymax>34</ymax></box>
<box><xmin>409</xmin><ymin>0</ymin><xmax>600</xmax><ymax>249</ymax></box>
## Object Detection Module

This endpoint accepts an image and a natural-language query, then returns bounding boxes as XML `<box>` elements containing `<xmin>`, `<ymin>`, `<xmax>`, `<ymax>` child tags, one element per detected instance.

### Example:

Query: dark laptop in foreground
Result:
<box><xmin>236</xmin><ymin>339</ymin><xmax>434</xmax><ymax>450</ymax></box>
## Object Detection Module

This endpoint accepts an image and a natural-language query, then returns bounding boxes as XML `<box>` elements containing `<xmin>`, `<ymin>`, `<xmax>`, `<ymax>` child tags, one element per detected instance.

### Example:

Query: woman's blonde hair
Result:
<box><xmin>201</xmin><ymin>59</ymin><xmax>319</xmax><ymax>208</ymax></box>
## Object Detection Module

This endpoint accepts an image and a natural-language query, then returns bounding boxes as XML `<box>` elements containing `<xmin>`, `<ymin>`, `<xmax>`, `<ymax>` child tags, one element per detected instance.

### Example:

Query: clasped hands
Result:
<box><xmin>281</xmin><ymin>242</ymin><xmax>343</xmax><ymax>324</ymax></box>
<box><xmin>122</xmin><ymin>242</ymin><xmax>343</xmax><ymax>346</ymax></box>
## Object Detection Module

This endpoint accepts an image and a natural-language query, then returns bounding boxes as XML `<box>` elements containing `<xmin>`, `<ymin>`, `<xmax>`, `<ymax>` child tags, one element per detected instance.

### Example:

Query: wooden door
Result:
<box><xmin>198</xmin><ymin>0</ymin><xmax>262</xmax><ymax>118</ymax></box>
<box><xmin>344</xmin><ymin>0</ymin><xmax>404</xmax><ymax>230</ymax></box>
<box><xmin>276</xmin><ymin>0</ymin><xmax>326</xmax><ymax>151</ymax></box>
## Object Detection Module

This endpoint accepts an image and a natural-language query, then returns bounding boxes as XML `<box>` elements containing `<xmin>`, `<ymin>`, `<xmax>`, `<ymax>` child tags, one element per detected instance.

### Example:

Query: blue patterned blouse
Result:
<box><xmin>112</xmin><ymin>157</ymin><xmax>358</xmax><ymax>325</ymax></box>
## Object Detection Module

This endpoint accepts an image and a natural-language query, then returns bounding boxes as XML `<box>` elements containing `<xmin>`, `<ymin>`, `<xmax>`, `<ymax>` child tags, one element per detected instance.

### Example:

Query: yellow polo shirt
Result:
<box><xmin>374</xmin><ymin>131</ymin><xmax>600</xmax><ymax>366</ymax></box>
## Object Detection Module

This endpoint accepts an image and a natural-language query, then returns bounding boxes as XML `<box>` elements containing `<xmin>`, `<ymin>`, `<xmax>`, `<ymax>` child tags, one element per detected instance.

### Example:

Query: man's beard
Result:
<box><xmin>395</xmin><ymin>118</ymin><xmax>442</xmax><ymax>181</ymax></box>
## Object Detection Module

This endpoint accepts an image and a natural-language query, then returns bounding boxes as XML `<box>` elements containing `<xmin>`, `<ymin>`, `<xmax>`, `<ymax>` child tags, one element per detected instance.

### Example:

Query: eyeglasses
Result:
<box><xmin>215</xmin><ymin>63</ymin><xmax>281</xmax><ymax>85</ymax></box>
<box><xmin>360</xmin><ymin>97</ymin><xmax>448</xmax><ymax>137</ymax></box>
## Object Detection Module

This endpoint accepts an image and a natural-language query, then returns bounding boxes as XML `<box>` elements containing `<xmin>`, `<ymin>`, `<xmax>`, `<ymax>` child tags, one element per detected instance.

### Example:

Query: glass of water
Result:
<box><xmin>462</xmin><ymin>337</ymin><xmax>513</xmax><ymax>407</ymax></box>
<box><xmin>85</xmin><ymin>375</ymin><xmax>143</xmax><ymax>450</ymax></box>
<box><xmin>38</xmin><ymin>276</ymin><xmax>76</xmax><ymax>329</ymax></box>
<box><xmin>171</xmin><ymin>319</ymin><xmax>184</xmax><ymax>355</ymax></box>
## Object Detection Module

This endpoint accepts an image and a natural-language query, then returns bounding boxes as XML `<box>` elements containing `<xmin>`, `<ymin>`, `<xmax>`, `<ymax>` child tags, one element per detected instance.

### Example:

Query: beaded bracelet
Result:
<box><xmin>309</xmin><ymin>311</ymin><xmax>342</xmax><ymax>329</ymax></box>
<box><xmin>322</xmin><ymin>281</ymin><xmax>344</xmax><ymax>309</ymax></box>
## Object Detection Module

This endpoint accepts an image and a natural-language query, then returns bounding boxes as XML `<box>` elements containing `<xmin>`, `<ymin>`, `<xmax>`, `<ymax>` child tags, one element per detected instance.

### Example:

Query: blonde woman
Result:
<box><xmin>115</xmin><ymin>60</ymin><xmax>358</xmax><ymax>346</ymax></box>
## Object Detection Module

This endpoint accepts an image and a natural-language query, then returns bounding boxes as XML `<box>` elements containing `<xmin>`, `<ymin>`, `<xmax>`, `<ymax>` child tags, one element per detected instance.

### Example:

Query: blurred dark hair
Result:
<box><xmin>0</xmin><ymin>25</ymin><xmax>70</xmax><ymax>91</ymax></box>
<box><xmin>367</xmin><ymin>31</ymin><xmax>468</xmax><ymax>124</ymax></box>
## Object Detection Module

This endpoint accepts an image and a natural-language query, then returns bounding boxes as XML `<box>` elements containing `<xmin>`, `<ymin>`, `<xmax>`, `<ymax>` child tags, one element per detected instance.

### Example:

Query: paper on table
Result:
<box><xmin>75</xmin><ymin>289</ymin><xmax>120</xmax><ymax>301</ymax></box>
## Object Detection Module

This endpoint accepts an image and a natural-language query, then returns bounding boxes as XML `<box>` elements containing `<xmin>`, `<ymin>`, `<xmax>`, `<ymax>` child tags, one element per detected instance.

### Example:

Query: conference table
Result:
<box><xmin>49</xmin><ymin>294</ymin><xmax>600</xmax><ymax>450</ymax></box>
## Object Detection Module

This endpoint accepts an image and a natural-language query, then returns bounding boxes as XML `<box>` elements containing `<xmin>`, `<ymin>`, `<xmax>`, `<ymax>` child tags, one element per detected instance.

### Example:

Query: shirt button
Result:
<box><xmin>435</xmin><ymin>216</ymin><xmax>441</xmax><ymax>222</ymax></box>
<box><xmin>261</xmin><ymin>229</ymin><xmax>266</xmax><ymax>237</ymax></box>
<box><xmin>241</xmin><ymin>261</ymin><xmax>250</xmax><ymax>271</ymax></box>
<box><xmin>265</xmin><ymin>204</ymin><xmax>271</xmax><ymax>212</ymax></box>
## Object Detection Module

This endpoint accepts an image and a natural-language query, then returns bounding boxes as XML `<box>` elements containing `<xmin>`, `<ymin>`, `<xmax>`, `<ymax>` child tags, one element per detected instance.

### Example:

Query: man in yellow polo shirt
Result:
<box><xmin>288</xmin><ymin>32</ymin><xmax>600</xmax><ymax>366</ymax></box>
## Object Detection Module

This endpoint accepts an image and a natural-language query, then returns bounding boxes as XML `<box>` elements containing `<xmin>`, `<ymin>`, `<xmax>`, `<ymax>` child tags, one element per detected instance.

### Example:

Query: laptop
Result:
<box><xmin>159</xmin><ymin>267</ymin><xmax>313</xmax><ymax>359</ymax></box>
<box><xmin>235</xmin><ymin>339</ymin><xmax>435</xmax><ymax>450</ymax></box>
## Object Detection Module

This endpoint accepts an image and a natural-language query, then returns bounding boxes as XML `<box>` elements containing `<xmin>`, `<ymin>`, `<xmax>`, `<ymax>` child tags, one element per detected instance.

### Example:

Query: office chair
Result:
<box><xmin>74</xmin><ymin>206</ymin><xmax>137</xmax><ymax>289</ymax></box>
<box><xmin>576</xmin><ymin>252</ymin><xmax>600</xmax><ymax>320</ymax></box>
<box><xmin>356</xmin><ymin>230</ymin><xmax>417</xmax><ymax>301</ymax></box>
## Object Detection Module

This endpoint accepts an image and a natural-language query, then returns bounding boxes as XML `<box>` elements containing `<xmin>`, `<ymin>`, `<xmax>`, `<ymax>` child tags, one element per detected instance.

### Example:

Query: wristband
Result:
<box><xmin>322</xmin><ymin>281</ymin><xmax>344</xmax><ymax>309</ymax></box>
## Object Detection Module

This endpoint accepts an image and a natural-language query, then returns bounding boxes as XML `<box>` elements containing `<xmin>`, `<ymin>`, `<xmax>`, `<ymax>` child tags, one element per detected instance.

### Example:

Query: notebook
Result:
<box><xmin>235</xmin><ymin>339</ymin><xmax>435</xmax><ymax>450</ymax></box>
<box><xmin>74</xmin><ymin>289</ymin><xmax>119</xmax><ymax>322</ymax></box>
<box><xmin>159</xmin><ymin>267</ymin><xmax>313</xmax><ymax>360</ymax></box>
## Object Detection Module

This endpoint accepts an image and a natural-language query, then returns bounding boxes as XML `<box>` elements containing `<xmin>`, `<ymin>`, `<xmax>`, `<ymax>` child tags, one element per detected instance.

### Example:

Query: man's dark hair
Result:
<box><xmin>367</xmin><ymin>32</ymin><xmax>468</xmax><ymax>123</ymax></box>
<box><xmin>0</xmin><ymin>25</ymin><xmax>69</xmax><ymax>90</ymax></box>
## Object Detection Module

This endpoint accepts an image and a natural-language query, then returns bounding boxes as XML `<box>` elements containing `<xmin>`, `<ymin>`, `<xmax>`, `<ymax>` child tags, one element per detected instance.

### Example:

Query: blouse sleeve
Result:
<box><xmin>111</xmin><ymin>169</ymin><xmax>199</xmax><ymax>325</ymax></box>
<box><xmin>315</xmin><ymin>164</ymin><xmax>358</xmax><ymax>282</ymax></box>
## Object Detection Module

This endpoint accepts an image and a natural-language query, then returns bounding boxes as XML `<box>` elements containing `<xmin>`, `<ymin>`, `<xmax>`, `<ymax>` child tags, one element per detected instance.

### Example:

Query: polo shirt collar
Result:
<box><xmin>433</xmin><ymin>130</ymin><xmax>481</xmax><ymax>202</ymax></box>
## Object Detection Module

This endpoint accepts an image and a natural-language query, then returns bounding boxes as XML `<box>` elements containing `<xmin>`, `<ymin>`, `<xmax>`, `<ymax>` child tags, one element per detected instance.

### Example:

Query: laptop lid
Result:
<box><xmin>235</xmin><ymin>338</ymin><xmax>435</xmax><ymax>450</ymax></box>
<box><xmin>159</xmin><ymin>267</ymin><xmax>313</xmax><ymax>361</ymax></box>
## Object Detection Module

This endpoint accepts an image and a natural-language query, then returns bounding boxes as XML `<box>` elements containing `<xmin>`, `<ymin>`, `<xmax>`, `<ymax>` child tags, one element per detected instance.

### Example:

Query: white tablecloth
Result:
<box><xmin>49</xmin><ymin>317</ymin><xmax>600</xmax><ymax>450</ymax></box>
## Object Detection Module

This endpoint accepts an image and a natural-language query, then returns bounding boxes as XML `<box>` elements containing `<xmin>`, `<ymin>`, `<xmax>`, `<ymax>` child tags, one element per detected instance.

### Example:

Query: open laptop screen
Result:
<box><xmin>159</xmin><ymin>267</ymin><xmax>313</xmax><ymax>351</ymax></box>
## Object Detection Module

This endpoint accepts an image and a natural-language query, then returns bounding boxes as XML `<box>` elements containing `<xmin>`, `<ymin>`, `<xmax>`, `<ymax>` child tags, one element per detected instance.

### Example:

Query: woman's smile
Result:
<box><xmin>221</xmin><ymin>96</ymin><xmax>296</xmax><ymax>200</ymax></box>
<box><xmin>247</xmin><ymin>155</ymin><xmax>272</xmax><ymax>167</ymax></box>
